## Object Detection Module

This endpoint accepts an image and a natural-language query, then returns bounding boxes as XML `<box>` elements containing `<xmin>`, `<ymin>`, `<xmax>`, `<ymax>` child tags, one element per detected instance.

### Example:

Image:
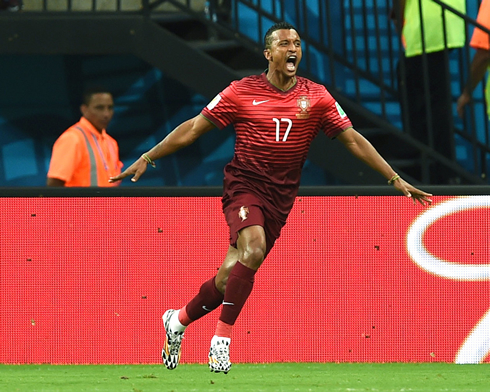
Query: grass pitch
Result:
<box><xmin>0</xmin><ymin>363</ymin><xmax>488</xmax><ymax>392</ymax></box>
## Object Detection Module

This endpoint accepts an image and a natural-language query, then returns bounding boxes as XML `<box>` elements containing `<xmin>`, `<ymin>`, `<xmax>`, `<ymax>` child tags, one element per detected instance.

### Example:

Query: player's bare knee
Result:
<box><xmin>241</xmin><ymin>246</ymin><xmax>265</xmax><ymax>270</ymax></box>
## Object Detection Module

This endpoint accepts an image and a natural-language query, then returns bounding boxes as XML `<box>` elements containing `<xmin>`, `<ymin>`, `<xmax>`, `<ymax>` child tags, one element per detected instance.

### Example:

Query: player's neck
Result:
<box><xmin>266</xmin><ymin>70</ymin><xmax>297</xmax><ymax>92</ymax></box>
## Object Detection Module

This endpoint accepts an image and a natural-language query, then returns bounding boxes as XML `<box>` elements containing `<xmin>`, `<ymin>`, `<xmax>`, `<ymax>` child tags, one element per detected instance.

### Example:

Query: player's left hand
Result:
<box><xmin>393</xmin><ymin>178</ymin><xmax>432</xmax><ymax>206</ymax></box>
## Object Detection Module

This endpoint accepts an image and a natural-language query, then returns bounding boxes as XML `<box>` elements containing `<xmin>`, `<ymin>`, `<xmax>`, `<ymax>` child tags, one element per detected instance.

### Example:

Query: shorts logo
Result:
<box><xmin>238</xmin><ymin>206</ymin><xmax>249</xmax><ymax>222</ymax></box>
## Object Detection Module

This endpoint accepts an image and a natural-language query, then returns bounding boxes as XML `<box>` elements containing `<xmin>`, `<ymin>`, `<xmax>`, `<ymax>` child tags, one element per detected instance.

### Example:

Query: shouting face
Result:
<box><xmin>264</xmin><ymin>28</ymin><xmax>302</xmax><ymax>79</ymax></box>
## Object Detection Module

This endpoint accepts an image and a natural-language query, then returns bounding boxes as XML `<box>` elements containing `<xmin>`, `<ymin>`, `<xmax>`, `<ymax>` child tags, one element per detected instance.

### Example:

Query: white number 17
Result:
<box><xmin>273</xmin><ymin>118</ymin><xmax>292</xmax><ymax>142</ymax></box>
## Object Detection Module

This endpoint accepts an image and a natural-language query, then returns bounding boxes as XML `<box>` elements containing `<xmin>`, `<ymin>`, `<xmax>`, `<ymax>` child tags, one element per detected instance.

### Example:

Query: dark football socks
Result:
<box><xmin>218</xmin><ymin>261</ymin><xmax>256</xmax><ymax>327</ymax></box>
<box><xmin>180</xmin><ymin>276</ymin><xmax>224</xmax><ymax>325</ymax></box>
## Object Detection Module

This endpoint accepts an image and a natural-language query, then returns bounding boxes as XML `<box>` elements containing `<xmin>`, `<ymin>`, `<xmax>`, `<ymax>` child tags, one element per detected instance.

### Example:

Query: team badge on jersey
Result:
<box><xmin>238</xmin><ymin>206</ymin><xmax>249</xmax><ymax>222</ymax></box>
<box><xmin>296</xmin><ymin>96</ymin><xmax>311</xmax><ymax>119</ymax></box>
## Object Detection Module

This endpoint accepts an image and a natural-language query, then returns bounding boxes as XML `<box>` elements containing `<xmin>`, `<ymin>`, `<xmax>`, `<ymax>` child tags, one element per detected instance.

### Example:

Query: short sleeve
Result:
<box><xmin>47</xmin><ymin>130</ymin><xmax>83</xmax><ymax>182</ymax></box>
<box><xmin>201</xmin><ymin>83</ymin><xmax>238</xmax><ymax>130</ymax></box>
<box><xmin>470</xmin><ymin>1</ymin><xmax>490</xmax><ymax>50</ymax></box>
<box><xmin>320</xmin><ymin>91</ymin><xmax>353</xmax><ymax>139</ymax></box>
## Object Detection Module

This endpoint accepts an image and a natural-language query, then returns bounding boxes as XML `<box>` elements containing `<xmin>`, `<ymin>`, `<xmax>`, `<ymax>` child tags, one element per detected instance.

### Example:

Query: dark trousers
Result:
<box><xmin>398</xmin><ymin>50</ymin><xmax>455</xmax><ymax>183</ymax></box>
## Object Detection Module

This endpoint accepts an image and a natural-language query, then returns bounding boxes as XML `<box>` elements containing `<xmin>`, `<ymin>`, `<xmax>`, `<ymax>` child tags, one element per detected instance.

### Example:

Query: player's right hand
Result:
<box><xmin>109</xmin><ymin>157</ymin><xmax>148</xmax><ymax>183</ymax></box>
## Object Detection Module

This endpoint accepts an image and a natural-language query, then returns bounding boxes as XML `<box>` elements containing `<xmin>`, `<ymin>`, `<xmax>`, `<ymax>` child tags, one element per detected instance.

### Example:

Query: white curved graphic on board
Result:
<box><xmin>406</xmin><ymin>196</ymin><xmax>490</xmax><ymax>364</ymax></box>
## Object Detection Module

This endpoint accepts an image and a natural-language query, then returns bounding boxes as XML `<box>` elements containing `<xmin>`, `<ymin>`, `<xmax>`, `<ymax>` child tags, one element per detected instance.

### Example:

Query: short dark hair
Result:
<box><xmin>82</xmin><ymin>86</ymin><xmax>112</xmax><ymax>106</ymax></box>
<box><xmin>264</xmin><ymin>22</ymin><xmax>297</xmax><ymax>49</ymax></box>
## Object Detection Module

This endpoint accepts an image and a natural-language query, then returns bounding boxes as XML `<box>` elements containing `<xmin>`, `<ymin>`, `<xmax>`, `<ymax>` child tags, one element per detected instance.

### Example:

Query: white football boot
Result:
<box><xmin>161</xmin><ymin>309</ymin><xmax>184</xmax><ymax>370</ymax></box>
<box><xmin>208</xmin><ymin>335</ymin><xmax>232</xmax><ymax>374</ymax></box>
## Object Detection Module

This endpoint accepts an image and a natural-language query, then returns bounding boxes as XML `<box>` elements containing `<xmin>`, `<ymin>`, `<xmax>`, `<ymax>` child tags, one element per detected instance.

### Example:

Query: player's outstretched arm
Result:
<box><xmin>109</xmin><ymin>114</ymin><xmax>215</xmax><ymax>183</ymax></box>
<box><xmin>336</xmin><ymin>127</ymin><xmax>432</xmax><ymax>206</ymax></box>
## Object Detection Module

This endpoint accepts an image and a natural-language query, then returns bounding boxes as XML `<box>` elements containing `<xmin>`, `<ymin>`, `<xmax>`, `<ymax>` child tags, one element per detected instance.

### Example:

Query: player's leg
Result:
<box><xmin>214</xmin><ymin>245</ymin><xmax>239</xmax><ymax>293</ymax></box>
<box><xmin>209</xmin><ymin>225</ymin><xmax>266</xmax><ymax>373</ymax></box>
<box><xmin>219</xmin><ymin>225</ymin><xmax>266</xmax><ymax>324</ymax></box>
<box><xmin>162</xmin><ymin>247</ymin><xmax>238</xmax><ymax>370</ymax></box>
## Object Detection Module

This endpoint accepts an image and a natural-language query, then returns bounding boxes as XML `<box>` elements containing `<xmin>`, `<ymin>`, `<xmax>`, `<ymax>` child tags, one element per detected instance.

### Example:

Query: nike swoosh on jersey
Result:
<box><xmin>252</xmin><ymin>99</ymin><xmax>270</xmax><ymax>105</ymax></box>
<box><xmin>222</xmin><ymin>301</ymin><xmax>235</xmax><ymax>306</ymax></box>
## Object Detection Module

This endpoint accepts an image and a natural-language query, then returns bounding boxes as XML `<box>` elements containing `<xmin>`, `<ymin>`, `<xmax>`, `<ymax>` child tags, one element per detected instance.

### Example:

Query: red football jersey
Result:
<box><xmin>201</xmin><ymin>73</ymin><xmax>352</xmax><ymax>218</ymax></box>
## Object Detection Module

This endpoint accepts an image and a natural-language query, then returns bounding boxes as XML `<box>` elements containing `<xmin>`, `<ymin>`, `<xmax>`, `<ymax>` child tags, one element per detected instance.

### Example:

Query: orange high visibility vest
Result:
<box><xmin>47</xmin><ymin>117</ymin><xmax>123</xmax><ymax>187</ymax></box>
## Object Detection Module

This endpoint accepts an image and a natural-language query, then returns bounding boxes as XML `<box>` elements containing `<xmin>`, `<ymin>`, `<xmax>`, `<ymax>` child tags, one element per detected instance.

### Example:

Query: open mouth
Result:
<box><xmin>286</xmin><ymin>55</ymin><xmax>297</xmax><ymax>72</ymax></box>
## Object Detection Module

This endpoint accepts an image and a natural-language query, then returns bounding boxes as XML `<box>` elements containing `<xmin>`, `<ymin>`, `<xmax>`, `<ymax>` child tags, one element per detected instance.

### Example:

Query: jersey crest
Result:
<box><xmin>296</xmin><ymin>96</ymin><xmax>311</xmax><ymax>119</ymax></box>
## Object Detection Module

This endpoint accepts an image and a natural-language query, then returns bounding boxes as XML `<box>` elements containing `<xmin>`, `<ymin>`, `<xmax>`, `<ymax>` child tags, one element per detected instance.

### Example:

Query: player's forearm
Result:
<box><xmin>145</xmin><ymin>118</ymin><xmax>199</xmax><ymax>161</ymax></box>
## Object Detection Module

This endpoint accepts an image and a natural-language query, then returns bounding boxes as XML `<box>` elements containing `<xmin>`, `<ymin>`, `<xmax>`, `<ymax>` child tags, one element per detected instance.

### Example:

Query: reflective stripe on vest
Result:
<box><xmin>75</xmin><ymin>126</ymin><xmax>98</xmax><ymax>186</ymax></box>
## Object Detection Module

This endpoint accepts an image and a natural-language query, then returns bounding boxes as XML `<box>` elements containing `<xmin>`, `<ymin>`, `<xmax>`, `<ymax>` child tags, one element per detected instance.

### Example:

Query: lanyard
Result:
<box><xmin>90</xmin><ymin>133</ymin><xmax>117</xmax><ymax>172</ymax></box>
<box><xmin>75</xmin><ymin>126</ymin><xmax>117</xmax><ymax>173</ymax></box>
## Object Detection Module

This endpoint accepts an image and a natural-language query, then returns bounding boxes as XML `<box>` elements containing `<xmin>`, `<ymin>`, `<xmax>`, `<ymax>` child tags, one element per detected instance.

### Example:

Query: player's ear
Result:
<box><xmin>264</xmin><ymin>48</ymin><xmax>272</xmax><ymax>61</ymax></box>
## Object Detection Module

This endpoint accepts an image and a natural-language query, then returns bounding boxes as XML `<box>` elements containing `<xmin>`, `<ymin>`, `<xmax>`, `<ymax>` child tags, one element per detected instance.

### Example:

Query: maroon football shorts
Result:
<box><xmin>222</xmin><ymin>192</ymin><xmax>285</xmax><ymax>257</ymax></box>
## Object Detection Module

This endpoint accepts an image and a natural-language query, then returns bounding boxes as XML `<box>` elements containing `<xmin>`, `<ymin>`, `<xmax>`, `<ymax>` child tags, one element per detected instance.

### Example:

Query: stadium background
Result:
<box><xmin>0</xmin><ymin>0</ymin><xmax>487</xmax><ymax>186</ymax></box>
